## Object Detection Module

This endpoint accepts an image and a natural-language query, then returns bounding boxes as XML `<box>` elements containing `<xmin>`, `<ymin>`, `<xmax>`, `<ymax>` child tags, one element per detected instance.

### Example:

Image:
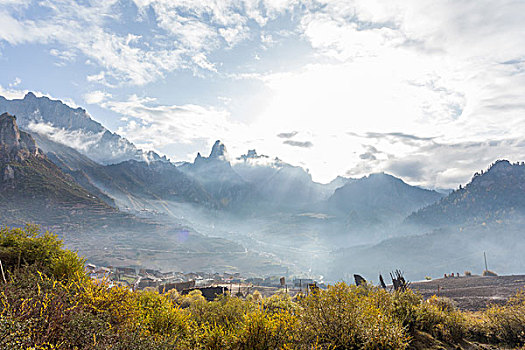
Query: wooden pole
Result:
<box><xmin>0</xmin><ymin>260</ymin><xmax>6</xmax><ymax>283</ymax></box>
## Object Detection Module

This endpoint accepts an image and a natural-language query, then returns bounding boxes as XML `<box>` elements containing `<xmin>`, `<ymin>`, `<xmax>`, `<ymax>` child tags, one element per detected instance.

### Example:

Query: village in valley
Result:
<box><xmin>84</xmin><ymin>263</ymin><xmax>324</xmax><ymax>300</ymax></box>
<box><xmin>84</xmin><ymin>261</ymin><xmax>525</xmax><ymax>313</ymax></box>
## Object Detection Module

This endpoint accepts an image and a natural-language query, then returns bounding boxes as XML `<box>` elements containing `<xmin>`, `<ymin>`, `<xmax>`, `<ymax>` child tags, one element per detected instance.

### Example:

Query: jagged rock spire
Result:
<box><xmin>0</xmin><ymin>112</ymin><xmax>40</xmax><ymax>160</ymax></box>
<box><xmin>209</xmin><ymin>140</ymin><xmax>228</xmax><ymax>160</ymax></box>
<box><xmin>0</xmin><ymin>113</ymin><xmax>21</xmax><ymax>151</ymax></box>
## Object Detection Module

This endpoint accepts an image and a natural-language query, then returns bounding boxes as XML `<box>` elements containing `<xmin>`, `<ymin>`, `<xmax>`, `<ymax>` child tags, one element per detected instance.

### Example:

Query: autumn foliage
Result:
<box><xmin>0</xmin><ymin>225</ymin><xmax>523</xmax><ymax>349</ymax></box>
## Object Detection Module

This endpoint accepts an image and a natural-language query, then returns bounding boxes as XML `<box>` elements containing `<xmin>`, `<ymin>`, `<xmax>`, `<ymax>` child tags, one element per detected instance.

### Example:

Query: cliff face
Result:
<box><xmin>0</xmin><ymin>113</ymin><xmax>20</xmax><ymax>150</ymax></box>
<box><xmin>0</xmin><ymin>112</ymin><xmax>117</xmax><ymax>227</ymax></box>
<box><xmin>0</xmin><ymin>112</ymin><xmax>40</xmax><ymax>161</ymax></box>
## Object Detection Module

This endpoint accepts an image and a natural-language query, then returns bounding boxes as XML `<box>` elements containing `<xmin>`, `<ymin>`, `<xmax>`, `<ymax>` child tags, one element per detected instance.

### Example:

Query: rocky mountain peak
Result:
<box><xmin>245</xmin><ymin>149</ymin><xmax>258</xmax><ymax>158</ymax></box>
<box><xmin>24</xmin><ymin>92</ymin><xmax>37</xmax><ymax>100</ymax></box>
<box><xmin>237</xmin><ymin>149</ymin><xmax>271</xmax><ymax>162</ymax></box>
<box><xmin>209</xmin><ymin>140</ymin><xmax>228</xmax><ymax>160</ymax></box>
<box><xmin>487</xmin><ymin>159</ymin><xmax>512</xmax><ymax>174</ymax></box>
<box><xmin>0</xmin><ymin>113</ymin><xmax>20</xmax><ymax>149</ymax></box>
<box><xmin>0</xmin><ymin>112</ymin><xmax>40</xmax><ymax>161</ymax></box>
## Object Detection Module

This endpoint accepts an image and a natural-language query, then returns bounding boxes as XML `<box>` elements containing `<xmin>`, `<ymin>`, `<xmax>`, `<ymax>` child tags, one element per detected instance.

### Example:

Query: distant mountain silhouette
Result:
<box><xmin>0</xmin><ymin>93</ymin><xmax>166</xmax><ymax>164</ymax></box>
<box><xmin>323</xmin><ymin>176</ymin><xmax>355</xmax><ymax>193</ymax></box>
<box><xmin>325</xmin><ymin>173</ymin><xmax>443</xmax><ymax>226</ymax></box>
<box><xmin>233</xmin><ymin>150</ymin><xmax>331</xmax><ymax>210</ymax></box>
<box><xmin>31</xmin><ymin>132</ymin><xmax>217</xmax><ymax>209</ymax></box>
<box><xmin>331</xmin><ymin>161</ymin><xmax>525</xmax><ymax>280</ymax></box>
<box><xmin>89</xmin><ymin>160</ymin><xmax>217</xmax><ymax>208</ymax></box>
<box><xmin>406</xmin><ymin>160</ymin><xmax>525</xmax><ymax>227</ymax></box>
<box><xmin>179</xmin><ymin>141</ymin><xmax>254</xmax><ymax>208</ymax></box>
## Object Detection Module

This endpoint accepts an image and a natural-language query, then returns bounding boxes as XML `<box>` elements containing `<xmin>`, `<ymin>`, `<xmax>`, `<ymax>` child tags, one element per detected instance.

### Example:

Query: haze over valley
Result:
<box><xmin>2</xmin><ymin>0</ymin><xmax>525</xmax><ymax>285</ymax></box>
<box><xmin>1</xmin><ymin>93</ymin><xmax>525</xmax><ymax>282</ymax></box>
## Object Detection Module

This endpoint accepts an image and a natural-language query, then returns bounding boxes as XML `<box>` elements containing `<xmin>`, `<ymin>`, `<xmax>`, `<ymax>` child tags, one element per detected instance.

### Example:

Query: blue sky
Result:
<box><xmin>1</xmin><ymin>0</ymin><xmax>525</xmax><ymax>188</ymax></box>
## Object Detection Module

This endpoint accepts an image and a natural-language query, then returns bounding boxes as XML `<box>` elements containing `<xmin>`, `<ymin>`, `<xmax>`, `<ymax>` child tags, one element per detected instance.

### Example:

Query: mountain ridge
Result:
<box><xmin>406</xmin><ymin>159</ymin><xmax>525</xmax><ymax>227</ymax></box>
<box><xmin>324</xmin><ymin>172</ymin><xmax>443</xmax><ymax>226</ymax></box>
<box><xmin>0</xmin><ymin>93</ymin><xmax>167</xmax><ymax>165</ymax></box>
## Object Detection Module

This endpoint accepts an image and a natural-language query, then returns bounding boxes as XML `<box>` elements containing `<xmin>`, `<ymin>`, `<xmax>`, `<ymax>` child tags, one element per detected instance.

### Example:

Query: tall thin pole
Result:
<box><xmin>0</xmin><ymin>260</ymin><xmax>6</xmax><ymax>283</ymax></box>
<box><xmin>484</xmin><ymin>252</ymin><xmax>488</xmax><ymax>271</ymax></box>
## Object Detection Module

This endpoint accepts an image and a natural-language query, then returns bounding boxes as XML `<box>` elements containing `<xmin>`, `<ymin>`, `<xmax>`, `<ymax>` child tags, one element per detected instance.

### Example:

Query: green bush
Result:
<box><xmin>0</xmin><ymin>225</ymin><xmax>85</xmax><ymax>281</ymax></box>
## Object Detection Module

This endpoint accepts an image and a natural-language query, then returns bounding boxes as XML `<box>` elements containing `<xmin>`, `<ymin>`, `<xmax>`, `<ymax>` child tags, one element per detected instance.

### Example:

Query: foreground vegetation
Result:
<box><xmin>1</xmin><ymin>225</ymin><xmax>525</xmax><ymax>349</ymax></box>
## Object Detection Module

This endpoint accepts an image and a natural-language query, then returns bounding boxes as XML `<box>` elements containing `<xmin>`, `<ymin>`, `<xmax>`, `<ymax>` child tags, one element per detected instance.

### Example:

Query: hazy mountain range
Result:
<box><xmin>0</xmin><ymin>93</ymin><xmax>167</xmax><ymax>164</ymax></box>
<box><xmin>0</xmin><ymin>109</ymin><xmax>285</xmax><ymax>276</ymax></box>
<box><xmin>1</xmin><ymin>93</ymin><xmax>524</xmax><ymax>281</ymax></box>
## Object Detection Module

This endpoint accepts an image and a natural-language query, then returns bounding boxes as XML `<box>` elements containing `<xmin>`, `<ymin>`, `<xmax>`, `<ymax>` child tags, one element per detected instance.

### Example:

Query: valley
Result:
<box><xmin>1</xmin><ymin>94</ymin><xmax>525</xmax><ymax>283</ymax></box>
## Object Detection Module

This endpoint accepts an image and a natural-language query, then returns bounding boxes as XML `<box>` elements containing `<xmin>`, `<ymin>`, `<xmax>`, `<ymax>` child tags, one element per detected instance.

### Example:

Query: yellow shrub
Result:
<box><xmin>236</xmin><ymin>308</ymin><xmax>299</xmax><ymax>350</ymax></box>
<box><xmin>299</xmin><ymin>283</ymin><xmax>409</xmax><ymax>349</ymax></box>
<box><xmin>473</xmin><ymin>291</ymin><xmax>525</xmax><ymax>346</ymax></box>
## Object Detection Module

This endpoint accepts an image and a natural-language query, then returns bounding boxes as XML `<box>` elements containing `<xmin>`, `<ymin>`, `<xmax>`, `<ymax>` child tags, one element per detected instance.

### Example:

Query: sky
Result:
<box><xmin>1</xmin><ymin>0</ymin><xmax>525</xmax><ymax>189</ymax></box>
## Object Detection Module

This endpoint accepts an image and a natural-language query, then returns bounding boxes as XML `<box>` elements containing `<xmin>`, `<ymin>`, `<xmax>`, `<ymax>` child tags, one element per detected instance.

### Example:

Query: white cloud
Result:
<box><xmin>27</xmin><ymin>121</ymin><xmax>105</xmax><ymax>152</ymax></box>
<box><xmin>0</xmin><ymin>85</ymin><xmax>28</xmax><ymax>99</ymax></box>
<box><xmin>0</xmin><ymin>0</ymin><xmax>301</xmax><ymax>86</ymax></box>
<box><xmin>343</xmin><ymin>133</ymin><xmax>525</xmax><ymax>189</ymax></box>
<box><xmin>89</xmin><ymin>93</ymin><xmax>250</xmax><ymax>161</ymax></box>
<box><xmin>49</xmin><ymin>48</ymin><xmax>76</xmax><ymax>66</ymax></box>
<box><xmin>219</xmin><ymin>24</ymin><xmax>250</xmax><ymax>47</ymax></box>
<box><xmin>192</xmin><ymin>53</ymin><xmax>217</xmax><ymax>72</ymax></box>
<box><xmin>8</xmin><ymin>77</ymin><xmax>21</xmax><ymax>87</ymax></box>
<box><xmin>231</xmin><ymin>0</ymin><xmax>525</xmax><ymax>185</ymax></box>
<box><xmin>83</xmin><ymin>91</ymin><xmax>113</xmax><ymax>105</ymax></box>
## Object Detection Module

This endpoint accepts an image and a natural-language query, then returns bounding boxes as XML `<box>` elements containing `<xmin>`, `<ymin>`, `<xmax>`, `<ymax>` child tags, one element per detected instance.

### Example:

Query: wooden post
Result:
<box><xmin>1</xmin><ymin>260</ymin><xmax>7</xmax><ymax>283</ymax></box>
